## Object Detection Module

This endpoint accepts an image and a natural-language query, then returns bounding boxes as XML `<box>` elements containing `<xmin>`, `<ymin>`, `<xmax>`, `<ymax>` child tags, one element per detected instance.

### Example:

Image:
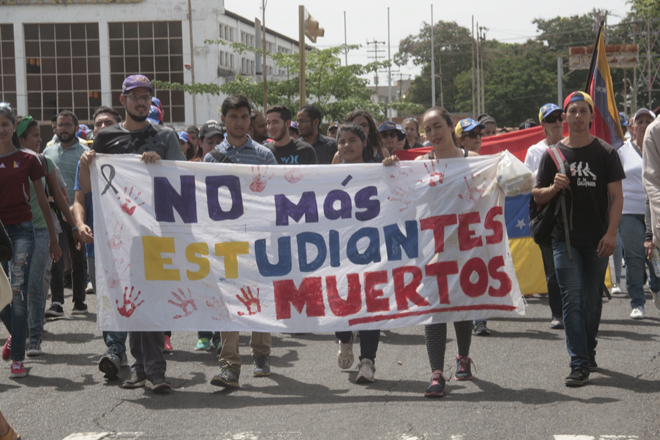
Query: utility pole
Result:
<box><xmin>187</xmin><ymin>0</ymin><xmax>196</xmax><ymax>124</ymax></box>
<box><xmin>344</xmin><ymin>11</ymin><xmax>348</xmax><ymax>66</ymax></box>
<box><xmin>479</xmin><ymin>26</ymin><xmax>486</xmax><ymax>115</ymax></box>
<box><xmin>475</xmin><ymin>21</ymin><xmax>480</xmax><ymax>114</ymax></box>
<box><xmin>299</xmin><ymin>6</ymin><xmax>306</xmax><ymax>107</ymax></box>
<box><xmin>367</xmin><ymin>39</ymin><xmax>386</xmax><ymax>105</ymax></box>
<box><xmin>471</xmin><ymin>16</ymin><xmax>475</xmax><ymax>118</ymax></box>
<box><xmin>431</xmin><ymin>4</ymin><xmax>435</xmax><ymax>108</ymax></box>
<box><xmin>262</xmin><ymin>0</ymin><xmax>267</xmax><ymax>111</ymax></box>
<box><xmin>387</xmin><ymin>7</ymin><xmax>392</xmax><ymax>120</ymax></box>
<box><xmin>557</xmin><ymin>57</ymin><xmax>563</xmax><ymax>107</ymax></box>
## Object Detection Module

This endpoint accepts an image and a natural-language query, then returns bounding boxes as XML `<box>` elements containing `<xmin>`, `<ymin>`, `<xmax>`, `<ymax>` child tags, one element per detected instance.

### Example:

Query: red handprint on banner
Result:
<box><xmin>106</xmin><ymin>221</ymin><xmax>124</xmax><ymax>250</ymax></box>
<box><xmin>236</xmin><ymin>286</ymin><xmax>262</xmax><ymax>316</ymax></box>
<box><xmin>419</xmin><ymin>162</ymin><xmax>448</xmax><ymax>187</ymax></box>
<box><xmin>116</xmin><ymin>286</ymin><xmax>144</xmax><ymax>318</ymax></box>
<box><xmin>168</xmin><ymin>288</ymin><xmax>198</xmax><ymax>319</ymax></box>
<box><xmin>117</xmin><ymin>186</ymin><xmax>145</xmax><ymax>216</ymax></box>
<box><xmin>458</xmin><ymin>174</ymin><xmax>486</xmax><ymax>204</ymax></box>
<box><xmin>388</xmin><ymin>184</ymin><xmax>415</xmax><ymax>212</ymax></box>
<box><xmin>105</xmin><ymin>258</ymin><xmax>130</xmax><ymax>289</ymax></box>
<box><xmin>248</xmin><ymin>165</ymin><xmax>274</xmax><ymax>192</ymax></box>
<box><xmin>284</xmin><ymin>167</ymin><xmax>311</xmax><ymax>184</ymax></box>
<box><xmin>206</xmin><ymin>295</ymin><xmax>231</xmax><ymax>321</ymax></box>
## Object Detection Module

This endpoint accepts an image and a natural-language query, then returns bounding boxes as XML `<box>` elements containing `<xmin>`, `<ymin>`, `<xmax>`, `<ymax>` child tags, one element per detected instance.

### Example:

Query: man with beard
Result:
<box><xmin>265</xmin><ymin>105</ymin><xmax>317</xmax><ymax>165</ymax></box>
<box><xmin>79</xmin><ymin>75</ymin><xmax>184</xmax><ymax>392</ymax></box>
<box><xmin>296</xmin><ymin>105</ymin><xmax>337</xmax><ymax>164</ymax></box>
<box><xmin>43</xmin><ymin>110</ymin><xmax>89</xmax><ymax>316</ymax></box>
<box><xmin>248</xmin><ymin>110</ymin><xmax>269</xmax><ymax>145</ymax></box>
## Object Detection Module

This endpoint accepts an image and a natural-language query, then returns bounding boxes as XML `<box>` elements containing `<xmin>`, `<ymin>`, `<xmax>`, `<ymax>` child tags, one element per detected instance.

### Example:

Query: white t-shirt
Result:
<box><xmin>524</xmin><ymin>139</ymin><xmax>549</xmax><ymax>176</ymax></box>
<box><xmin>617</xmin><ymin>140</ymin><xmax>645</xmax><ymax>215</ymax></box>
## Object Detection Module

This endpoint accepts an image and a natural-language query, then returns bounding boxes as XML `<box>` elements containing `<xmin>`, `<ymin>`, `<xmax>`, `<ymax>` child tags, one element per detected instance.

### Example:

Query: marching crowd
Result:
<box><xmin>2</xmin><ymin>71</ymin><xmax>660</xmax><ymax>438</ymax></box>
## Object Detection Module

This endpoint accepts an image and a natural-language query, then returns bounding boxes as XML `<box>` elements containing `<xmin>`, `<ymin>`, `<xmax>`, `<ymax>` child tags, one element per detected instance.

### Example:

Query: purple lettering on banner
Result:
<box><xmin>274</xmin><ymin>191</ymin><xmax>319</xmax><ymax>226</ymax></box>
<box><xmin>354</xmin><ymin>186</ymin><xmax>380</xmax><ymax>221</ymax></box>
<box><xmin>323</xmin><ymin>189</ymin><xmax>352</xmax><ymax>220</ymax></box>
<box><xmin>329</xmin><ymin>230</ymin><xmax>340</xmax><ymax>267</ymax></box>
<box><xmin>383</xmin><ymin>220</ymin><xmax>419</xmax><ymax>261</ymax></box>
<box><xmin>297</xmin><ymin>232</ymin><xmax>327</xmax><ymax>272</ymax></box>
<box><xmin>255</xmin><ymin>237</ymin><xmax>292</xmax><ymax>277</ymax></box>
<box><xmin>206</xmin><ymin>175</ymin><xmax>244</xmax><ymax>221</ymax></box>
<box><xmin>154</xmin><ymin>176</ymin><xmax>197</xmax><ymax>223</ymax></box>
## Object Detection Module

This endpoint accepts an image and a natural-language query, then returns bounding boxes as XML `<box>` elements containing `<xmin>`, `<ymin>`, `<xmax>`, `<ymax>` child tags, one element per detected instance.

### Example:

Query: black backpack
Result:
<box><xmin>209</xmin><ymin>149</ymin><xmax>233</xmax><ymax>164</ymax></box>
<box><xmin>529</xmin><ymin>145</ymin><xmax>574</xmax><ymax>259</ymax></box>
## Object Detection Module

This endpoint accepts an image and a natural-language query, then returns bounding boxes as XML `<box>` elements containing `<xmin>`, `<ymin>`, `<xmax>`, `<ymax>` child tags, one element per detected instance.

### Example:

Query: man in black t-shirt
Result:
<box><xmin>81</xmin><ymin>75</ymin><xmax>184</xmax><ymax>393</ymax></box>
<box><xmin>296</xmin><ymin>105</ymin><xmax>337</xmax><ymax>164</ymax></box>
<box><xmin>533</xmin><ymin>91</ymin><xmax>625</xmax><ymax>388</ymax></box>
<box><xmin>265</xmin><ymin>105</ymin><xmax>318</xmax><ymax>165</ymax></box>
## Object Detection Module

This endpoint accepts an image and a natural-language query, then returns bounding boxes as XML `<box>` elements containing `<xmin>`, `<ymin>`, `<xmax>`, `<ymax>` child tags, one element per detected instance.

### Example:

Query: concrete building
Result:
<box><xmin>0</xmin><ymin>0</ymin><xmax>301</xmax><ymax>131</ymax></box>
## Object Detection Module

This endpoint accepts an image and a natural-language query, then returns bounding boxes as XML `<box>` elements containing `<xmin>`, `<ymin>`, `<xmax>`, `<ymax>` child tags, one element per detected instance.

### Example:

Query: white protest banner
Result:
<box><xmin>91</xmin><ymin>153</ymin><xmax>527</xmax><ymax>332</ymax></box>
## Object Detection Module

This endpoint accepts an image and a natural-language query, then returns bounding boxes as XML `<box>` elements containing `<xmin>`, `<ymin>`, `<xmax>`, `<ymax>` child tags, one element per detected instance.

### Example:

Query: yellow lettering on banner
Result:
<box><xmin>143</xmin><ymin>236</ymin><xmax>180</xmax><ymax>281</ymax></box>
<box><xmin>215</xmin><ymin>242</ymin><xmax>249</xmax><ymax>279</ymax></box>
<box><xmin>186</xmin><ymin>243</ymin><xmax>210</xmax><ymax>281</ymax></box>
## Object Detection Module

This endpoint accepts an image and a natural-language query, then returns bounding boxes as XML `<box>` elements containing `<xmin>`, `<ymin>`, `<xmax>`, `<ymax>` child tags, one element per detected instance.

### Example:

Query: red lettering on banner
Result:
<box><xmin>326</xmin><ymin>274</ymin><xmax>362</xmax><ymax>317</ymax></box>
<box><xmin>460</xmin><ymin>257</ymin><xmax>488</xmax><ymax>298</ymax></box>
<box><xmin>365</xmin><ymin>271</ymin><xmax>390</xmax><ymax>312</ymax></box>
<box><xmin>425</xmin><ymin>261</ymin><xmax>459</xmax><ymax>304</ymax></box>
<box><xmin>420</xmin><ymin>214</ymin><xmax>457</xmax><ymax>253</ymax></box>
<box><xmin>488</xmin><ymin>256</ymin><xmax>512</xmax><ymax>297</ymax></box>
<box><xmin>273</xmin><ymin>277</ymin><xmax>325</xmax><ymax>319</ymax></box>
<box><xmin>458</xmin><ymin>212</ymin><xmax>483</xmax><ymax>251</ymax></box>
<box><xmin>484</xmin><ymin>206</ymin><xmax>504</xmax><ymax>245</ymax></box>
<box><xmin>393</xmin><ymin>266</ymin><xmax>429</xmax><ymax>310</ymax></box>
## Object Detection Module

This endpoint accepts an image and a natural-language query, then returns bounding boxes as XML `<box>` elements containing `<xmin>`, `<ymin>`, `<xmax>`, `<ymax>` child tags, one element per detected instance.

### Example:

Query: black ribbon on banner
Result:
<box><xmin>100</xmin><ymin>164</ymin><xmax>118</xmax><ymax>195</ymax></box>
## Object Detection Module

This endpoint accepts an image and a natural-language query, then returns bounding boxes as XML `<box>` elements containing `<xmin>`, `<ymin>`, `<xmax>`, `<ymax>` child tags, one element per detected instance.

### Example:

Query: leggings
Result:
<box><xmin>424</xmin><ymin>321</ymin><xmax>472</xmax><ymax>372</ymax></box>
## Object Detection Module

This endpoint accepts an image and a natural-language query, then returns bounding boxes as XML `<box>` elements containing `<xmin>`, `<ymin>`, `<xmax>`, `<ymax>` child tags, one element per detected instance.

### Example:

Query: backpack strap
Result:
<box><xmin>548</xmin><ymin>145</ymin><xmax>573</xmax><ymax>260</ymax></box>
<box><xmin>36</xmin><ymin>154</ymin><xmax>51</xmax><ymax>199</ymax></box>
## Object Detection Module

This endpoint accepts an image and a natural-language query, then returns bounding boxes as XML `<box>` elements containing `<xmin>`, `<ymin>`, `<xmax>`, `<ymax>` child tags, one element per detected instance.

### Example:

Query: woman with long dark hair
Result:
<box><xmin>0</xmin><ymin>107</ymin><xmax>60</xmax><ymax>378</ymax></box>
<box><xmin>332</xmin><ymin>110</ymin><xmax>390</xmax><ymax>164</ymax></box>
<box><xmin>384</xmin><ymin>107</ymin><xmax>478</xmax><ymax>397</ymax></box>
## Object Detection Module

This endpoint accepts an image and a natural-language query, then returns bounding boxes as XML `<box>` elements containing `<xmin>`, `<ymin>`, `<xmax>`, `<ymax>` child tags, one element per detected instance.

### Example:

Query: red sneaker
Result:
<box><xmin>10</xmin><ymin>360</ymin><xmax>26</xmax><ymax>378</ymax></box>
<box><xmin>2</xmin><ymin>335</ymin><xmax>11</xmax><ymax>361</ymax></box>
<box><xmin>163</xmin><ymin>335</ymin><xmax>173</xmax><ymax>353</ymax></box>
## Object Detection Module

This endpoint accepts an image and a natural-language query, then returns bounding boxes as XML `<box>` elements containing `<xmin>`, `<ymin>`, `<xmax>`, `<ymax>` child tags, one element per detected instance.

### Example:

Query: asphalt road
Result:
<box><xmin>1</xmin><ymin>286</ymin><xmax>659</xmax><ymax>440</ymax></box>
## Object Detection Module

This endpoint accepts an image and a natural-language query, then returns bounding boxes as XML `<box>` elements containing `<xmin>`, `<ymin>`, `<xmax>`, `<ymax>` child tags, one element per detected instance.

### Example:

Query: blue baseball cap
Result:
<box><xmin>177</xmin><ymin>131</ymin><xmax>190</xmax><ymax>143</ymax></box>
<box><xmin>151</xmin><ymin>97</ymin><xmax>162</xmax><ymax>110</ymax></box>
<box><xmin>619</xmin><ymin>112</ymin><xmax>629</xmax><ymax>127</ymax></box>
<box><xmin>455</xmin><ymin>118</ymin><xmax>485</xmax><ymax>137</ymax></box>
<box><xmin>122</xmin><ymin>74</ymin><xmax>154</xmax><ymax>94</ymax></box>
<box><xmin>378</xmin><ymin>121</ymin><xmax>405</xmax><ymax>140</ymax></box>
<box><xmin>147</xmin><ymin>105</ymin><xmax>160</xmax><ymax>124</ymax></box>
<box><xmin>539</xmin><ymin>103</ymin><xmax>562</xmax><ymax>123</ymax></box>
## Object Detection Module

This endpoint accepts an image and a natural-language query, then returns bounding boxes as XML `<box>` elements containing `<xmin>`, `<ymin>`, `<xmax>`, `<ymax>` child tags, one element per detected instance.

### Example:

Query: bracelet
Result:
<box><xmin>71</xmin><ymin>226</ymin><xmax>79</xmax><ymax>231</ymax></box>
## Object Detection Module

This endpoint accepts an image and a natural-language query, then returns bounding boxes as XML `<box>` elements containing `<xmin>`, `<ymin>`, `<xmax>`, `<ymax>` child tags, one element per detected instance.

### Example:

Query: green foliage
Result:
<box><xmin>155</xmin><ymin>40</ymin><xmax>389</xmax><ymax>123</ymax></box>
<box><xmin>627</xmin><ymin>0</ymin><xmax>660</xmax><ymax>19</ymax></box>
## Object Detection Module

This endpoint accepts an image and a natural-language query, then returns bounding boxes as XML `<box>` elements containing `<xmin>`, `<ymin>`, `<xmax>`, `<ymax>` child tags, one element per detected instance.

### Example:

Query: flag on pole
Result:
<box><xmin>585</xmin><ymin>23</ymin><xmax>624</xmax><ymax>148</ymax></box>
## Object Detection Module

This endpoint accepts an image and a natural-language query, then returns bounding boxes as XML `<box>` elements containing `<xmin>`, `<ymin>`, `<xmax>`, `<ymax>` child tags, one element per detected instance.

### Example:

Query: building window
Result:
<box><xmin>0</xmin><ymin>25</ymin><xmax>16</xmax><ymax>110</ymax></box>
<box><xmin>219</xmin><ymin>51</ymin><xmax>233</xmax><ymax>69</ymax></box>
<box><xmin>219</xmin><ymin>24</ymin><xmax>234</xmax><ymax>42</ymax></box>
<box><xmin>108</xmin><ymin>21</ymin><xmax>185</xmax><ymax>123</ymax></box>
<box><xmin>277</xmin><ymin>45</ymin><xmax>291</xmax><ymax>54</ymax></box>
<box><xmin>240</xmin><ymin>31</ymin><xmax>255</xmax><ymax>48</ymax></box>
<box><xmin>23</xmin><ymin>23</ymin><xmax>101</xmax><ymax>122</ymax></box>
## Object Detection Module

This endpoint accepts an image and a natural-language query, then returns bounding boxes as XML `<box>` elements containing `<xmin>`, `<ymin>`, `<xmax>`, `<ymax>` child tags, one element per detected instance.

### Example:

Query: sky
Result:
<box><xmin>224</xmin><ymin>0</ymin><xmax>631</xmax><ymax>85</ymax></box>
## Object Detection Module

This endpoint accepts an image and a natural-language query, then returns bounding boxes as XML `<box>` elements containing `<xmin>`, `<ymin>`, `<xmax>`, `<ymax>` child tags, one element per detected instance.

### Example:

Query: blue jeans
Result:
<box><xmin>618</xmin><ymin>214</ymin><xmax>647</xmax><ymax>308</ymax></box>
<box><xmin>336</xmin><ymin>330</ymin><xmax>380</xmax><ymax>363</ymax></box>
<box><xmin>540</xmin><ymin>244</ymin><xmax>563</xmax><ymax>318</ymax></box>
<box><xmin>553</xmin><ymin>239</ymin><xmax>607</xmax><ymax>369</ymax></box>
<box><xmin>28</xmin><ymin>228</ymin><xmax>50</xmax><ymax>344</ymax></box>
<box><xmin>0</xmin><ymin>221</ymin><xmax>35</xmax><ymax>362</ymax></box>
<box><xmin>103</xmin><ymin>331</ymin><xmax>128</xmax><ymax>358</ymax></box>
<box><xmin>647</xmin><ymin>259</ymin><xmax>660</xmax><ymax>293</ymax></box>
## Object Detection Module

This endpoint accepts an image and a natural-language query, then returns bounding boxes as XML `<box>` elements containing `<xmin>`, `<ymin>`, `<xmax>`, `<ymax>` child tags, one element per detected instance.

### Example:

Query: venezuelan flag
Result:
<box><xmin>585</xmin><ymin>23</ymin><xmax>624</xmax><ymax>148</ymax></box>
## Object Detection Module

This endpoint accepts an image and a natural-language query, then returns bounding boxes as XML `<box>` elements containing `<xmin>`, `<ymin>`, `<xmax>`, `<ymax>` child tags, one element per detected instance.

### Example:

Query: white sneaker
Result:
<box><xmin>611</xmin><ymin>285</ymin><xmax>622</xmax><ymax>294</ymax></box>
<box><xmin>86</xmin><ymin>282</ymin><xmax>95</xmax><ymax>294</ymax></box>
<box><xmin>651</xmin><ymin>291</ymin><xmax>660</xmax><ymax>311</ymax></box>
<box><xmin>630</xmin><ymin>306</ymin><xmax>645</xmax><ymax>320</ymax></box>
<box><xmin>337</xmin><ymin>335</ymin><xmax>354</xmax><ymax>370</ymax></box>
<box><xmin>356</xmin><ymin>359</ymin><xmax>375</xmax><ymax>384</ymax></box>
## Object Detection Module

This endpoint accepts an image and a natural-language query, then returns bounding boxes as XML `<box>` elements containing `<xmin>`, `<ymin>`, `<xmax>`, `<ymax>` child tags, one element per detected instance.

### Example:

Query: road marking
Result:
<box><xmin>63</xmin><ymin>434</ymin><xmax>143</xmax><ymax>440</ymax></box>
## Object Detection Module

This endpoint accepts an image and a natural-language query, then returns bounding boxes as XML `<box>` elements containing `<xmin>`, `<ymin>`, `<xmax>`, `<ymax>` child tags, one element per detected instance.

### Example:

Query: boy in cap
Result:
<box><xmin>532</xmin><ymin>91</ymin><xmax>624</xmax><ymax>387</ymax></box>
<box><xmin>455</xmin><ymin>118</ymin><xmax>485</xmax><ymax>153</ymax></box>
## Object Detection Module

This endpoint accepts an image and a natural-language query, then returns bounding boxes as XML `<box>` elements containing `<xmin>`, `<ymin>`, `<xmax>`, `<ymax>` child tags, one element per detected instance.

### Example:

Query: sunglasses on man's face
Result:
<box><xmin>543</xmin><ymin>114</ymin><xmax>563</xmax><ymax>124</ymax></box>
<box><xmin>381</xmin><ymin>131</ymin><xmax>399</xmax><ymax>139</ymax></box>
<box><xmin>464</xmin><ymin>131</ymin><xmax>482</xmax><ymax>139</ymax></box>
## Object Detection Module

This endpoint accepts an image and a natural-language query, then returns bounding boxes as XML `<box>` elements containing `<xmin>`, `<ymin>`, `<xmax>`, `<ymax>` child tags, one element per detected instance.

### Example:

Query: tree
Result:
<box><xmin>395</xmin><ymin>21</ymin><xmax>474</xmax><ymax>111</ymax></box>
<box><xmin>627</xmin><ymin>0</ymin><xmax>660</xmax><ymax>19</ymax></box>
<box><xmin>153</xmin><ymin>42</ymin><xmax>388</xmax><ymax>123</ymax></box>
